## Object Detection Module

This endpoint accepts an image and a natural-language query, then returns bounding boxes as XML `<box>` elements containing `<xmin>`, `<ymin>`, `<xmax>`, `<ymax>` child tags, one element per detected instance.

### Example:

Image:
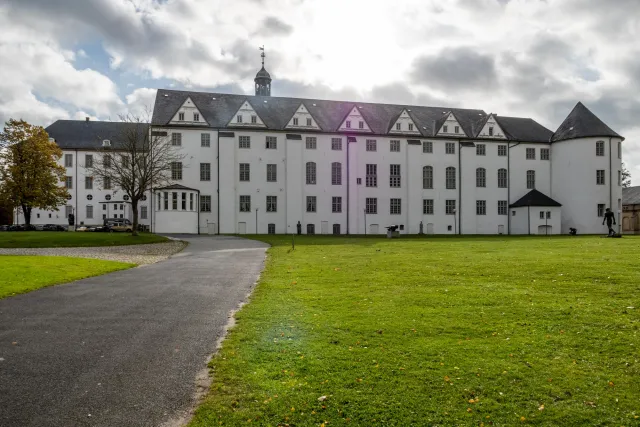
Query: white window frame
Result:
<box><xmin>239</xmin><ymin>163</ymin><xmax>250</xmax><ymax>182</ymax></box>
<box><xmin>389</xmin><ymin>164</ymin><xmax>401</xmax><ymax>188</ymax></box>
<box><xmin>239</xmin><ymin>136</ymin><xmax>251</xmax><ymax>149</ymax></box>
<box><xmin>423</xmin><ymin>199</ymin><xmax>434</xmax><ymax>215</ymax></box>
<box><xmin>305</xmin><ymin>137</ymin><xmax>317</xmax><ymax>150</ymax></box>
<box><xmin>390</xmin><ymin>140</ymin><xmax>400</xmax><ymax>152</ymax></box>
<box><xmin>390</xmin><ymin>198</ymin><xmax>401</xmax><ymax>215</ymax></box>
<box><xmin>423</xmin><ymin>166</ymin><xmax>433</xmax><ymax>189</ymax></box>
<box><xmin>266</xmin><ymin>164</ymin><xmax>277</xmax><ymax>182</ymax></box>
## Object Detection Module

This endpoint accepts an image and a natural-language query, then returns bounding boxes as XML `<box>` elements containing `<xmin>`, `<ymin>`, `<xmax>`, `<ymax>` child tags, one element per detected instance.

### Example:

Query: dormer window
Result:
<box><xmin>178</xmin><ymin>112</ymin><xmax>185</xmax><ymax>121</ymax></box>
<box><xmin>359</xmin><ymin>121</ymin><xmax>364</xmax><ymax>129</ymax></box>
<box><xmin>251</xmin><ymin>115</ymin><xmax>257</xmax><ymax>124</ymax></box>
<box><xmin>346</xmin><ymin>120</ymin><xmax>351</xmax><ymax>129</ymax></box>
<box><xmin>237</xmin><ymin>115</ymin><xmax>243</xmax><ymax>123</ymax></box>
<box><xmin>489</xmin><ymin>127</ymin><xmax>494</xmax><ymax>136</ymax></box>
<box><xmin>408</xmin><ymin>123</ymin><xmax>414</xmax><ymax>131</ymax></box>
<box><xmin>396</xmin><ymin>123</ymin><xmax>401</xmax><ymax>131</ymax></box>
<box><xmin>102</xmin><ymin>139</ymin><xmax>111</xmax><ymax>147</ymax></box>
<box><xmin>293</xmin><ymin>117</ymin><xmax>299</xmax><ymax>126</ymax></box>
<box><xmin>193</xmin><ymin>113</ymin><xmax>199</xmax><ymax>121</ymax></box>
<box><xmin>454</xmin><ymin>126</ymin><xmax>459</xmax><ymax>133</ymax></box>
<box><xmin>306</xmin><ymin>118</ymin><xmax>312</xmax><ymax>126</ymax></box>
<box><xmin>443</xmin><ymin>125</ymin><xmax>448</xmax><ymax>133</ymax></box>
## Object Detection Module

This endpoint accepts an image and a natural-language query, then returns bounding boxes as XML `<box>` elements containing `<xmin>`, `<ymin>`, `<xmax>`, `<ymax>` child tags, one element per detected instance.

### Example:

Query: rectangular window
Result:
<box><xmin>251</xmin><ymin>115</ymin><xmax>257</xmax><ymax>124</ymax></box>
<box><xmin>443</xmin><ymin>125</ymin><xmax>448</xmax><ymax>133</ymax></box>
<box><xmin>454</xmin><ymin>126</ymin><xmax>459</xmax><ymax>133</ymax></box>
<box><xmin>103</xmin><ymin>176</ymin><xmax>111</xmax><ymax>190</ymax></box>
<box><xmin>121</xmin><ymin>155</ymin><xmax>129</xmax><ymax>169</ymax></box>
<box><xmin>547</xmin><ymin>211</ymin><xmax>551</xmax><ymax>219</ymax></box>
<box><xmin>103</xmin><ymin>154</ymin><xmax>111</xmax><ymax>168</ymax></box>
<box><xmin>618</xmin><ymin>141</ymin><xmax>622</xmax><ymax>159</ymax></box>
<box><xmin>86</xmin><ymin>205</ymin><xmax>93</xmax><ymax>219</ymax></box>
<box><xmin>389</xmin><ymin>164</ymin><xmax>401</xmax><ymax>188</ymax></box>
<box><xmin>331</xmin><ymin>162</ymin><xmax>342</xmax><ymax>185</ymax></box>
<box><xmin>396</xmin><ymin>123</ymin><xmax>401</xmax><ymax>131</ymax></box>
<box><xmin>85</xmin><ymin>154</ymin><xmax>93</xmax><ymax>168</ymax></box>
<box><xmin>596</xmin><ymin>169</ymin><xmax>605</xmax><ymax>185</ymax></box>
<box><xmin>331</xmin><ymin>138</ymin><xmax>342</xmax><ymax>151</ymax></box>
<box><xmin>446</xmin><ymin>142</ymin><xmax>455</xmax><ymax>154</ymax></box>
<box><xmin>597</xmin><ymin>204</ymin><xmax>605</xmax><ymax>217</ymax></box>
<box><xmin>366</xmin><ymin>164</ymin><xmax>377</xmax><ymax>187</ymax></box>
<box><xmin>423</xmin><ymin>141</ymin><xmax>433</xmax><ymax>153</ymax></box>
<box><xmin>488</xmin><ymin>127</ymin><xmax>494</xmax><ymax>136</ymax></box>
<box><xmin>65</xmin><ymin>205</ymin><xmax>72</xmax><ymax>218</ymax></box>
<box><xmin>541</xmin><ymin>148</ymin><xmax>550</xmax><ymax>160</ymax></box>
<box><xmin>596</xmin><ymin>141</ymin><xmax>605</xmax><ymax>156</ymax></box>
<box><xmin>366</xmin><ymin>139</ymin><xmax>377</xmax><ymax>152</ymax></box>
<box><xmin>171</xmin><ymin>162</ymin><xmax>183</xmax><ymax>180</ymax></box>
<box><xmin>163</xmin><ymin>192</ymin><xmax>168</xmax><ymax>210</ymax></box>
<box><xmin>266</xmin><ymin>164</ymin><xmax>277</xmax><ymax>182</ymax></box>
<box><xmin>178</xmin><ymin>112</ymin><xmax>185</xmax><ymax>121</ymax></box>
<box><xmin>200</xmin><ymin>163</ymin><xmax>211</xmax><ymax>181</ymax></box>
<box><xmin>423</xmin><ymin>199</ymin><xmax>434</xmax><ymax>215</ymax></box>
<box><xmin>446</xmin><ymin>200</ymin><xmax>456</xmax><ymax>215</ymax></box>
<box><xmin>239</xmin><ymin>136</ymin><xmax>251</xmax><ymax>149</ymax></box>
<box><xmin>390</xmin><ymin>198</ymin><xmax>401</xmax><ymax>215</ymax></box>
<box><xmin>498</xmin><ymin>169</ymin><xmax>507</xmax><ymax>188</ymax></box>
<box><xmin>306</xmin><ymin>137</ymin><xmax>317</xmax><ymax>150</ymax></box>
<box><xmin>365</xmin><ymin>197</ymin><xmax>377</xmax><ymax>214</ymax></box>
<box><xmin>446</xmin><ymin>167</ymin><xmax>456</xmax><ymax>189</ymax></box>
<box><xmin>409</xmin><ymin>123</ymin><xmax>414</xmax><ymax>131</ymax></box>
<box><xmin>65</xmin><ymin>154</ymin><xmax>73</xmax><ymax>167</ymax></box>
<box><xmin>390</xmin><ymin>140</ymin><xmax>400</xmax><ymax>152</ymax></box>
<box><xmin>85</xmin><ymin>176</ymin><xmax>93</xmax><ymax>190</ymax></box>
<box><xmin>266</xmin><ymin>195</ymin><xmax>277</xmax><ymax>212</ymax></box>
<box><xmin>239</xmin><ymin>195</ymin><xmax>251</xmax><ymax>212</ymax></box>
<box><xmin>333</xmin><ymin>224</ymin><xmax>341</xmax><ymax>235</ymax></box>
<box><xmin>307</xmin><ymin>224</ymin><xmax>315</xmax><ymax>234</ymax></box>
<box><xmin>266</xmin><ymin>136</ymin><xmax>277</xmax><ymax>149</ymax></box>
<box><xmin>239</xmin><ymin>163</ymin><xmax>250</xmax><ymax>181</ymax></box>
<box><xmin>498</xmin><ymin>145</ymin><xmax>507</xmax><ymax>156</ymax></box>
<box><xmin>268</xmin><ymin>223</ymin><xmax>276</xmax><ymax>234</ymax></box>
<box><xmin>540</xmin><ymin>211</ymin><xmax>545</xmax><ymax>219</ymax></box>
<box><xmin>141</xmin><ymin>206</ymin><xmax>148</xmax><ymax>219</ymax></box>
<box><xmin>306</xmin><ymin>118</ymin><xmax>312</xmax><ymax>126</ymax></box>
<box><xmin>476</xmin><ymin>200</ymin><xmax>486</xmax><ymax>215</ymax></box>
<box><xmin>200</xmin><ymin>195</ymin><xmax>211</xmax><ymax>212</ymax></box>
<box><xmin>306</xmin><ymin>196</ymin><xmax>317</xmax><ymax>213</ymax></box>
<box><xmin>332</xmin><ymin>196</ymin><xmax>342</xmax><ymax>213</ymax></box>
<box><xmin>157</xmin><ymin>193</ymin><xmax>161</xmax><ymax>211</ymax></box>
<box><xmin>526</xmin><ymin>148</ymin><xmax>536</xmax><ymax>160</ymax></box>
<box><xmin>359</xmin><ymin>121</ymin><xmax>364</xmax><ymax>129</ymax></box>
<box><xmin>618</xmin><ymin>170</ymin><xmax>622</xmax><ymax>186</ymax></box>
<box><xmin>65</xmin><ymin>176</ymin><xmax>73</xmax><ymax>189</ymax></box>
<box><xmin>498</xmin><ymin>200</ymin><xmax>508</xmax><ymax>215</ymax></box>
<box><xmin>476</xmin><ymin>144</ymin><xmax>486</xmax><ymax>156</ymax></box>
<box><xmin>201</xmin><ymin>133</ymin><xmax>211</xmax><ymax>147</ymax></box>
<box><xmin>293</xmin><ymin>117</ymin><xmax>299</xmax><ymax>126</ymax></box>
<box><xmin>193</xmin><ymin>113</ymin><xmax>199</xmax><ymax>121</ymax></box>
<box><xmin>172</xmin><ymin>192</ymin><xmax>178</xmax><ymax>210</ymax></box>
<box><xmin>346</xmin><ymin>120</ymin><xmax>351</xmax><ymax>128</ymax></box>
<box><xmin>171</xmin><ymin>133</ymin><xmax>182</xmax><ymax>146</ymax></box>
<box><xmin>190</xmin><ymin>193</ymin><xmax>193</xmax><ymax>211</ymax></box>
<box><xmin>526</xmin><ymin>170</ymin><xmax>536</xmax><ymax>189</ymax></box>
<box><xmin>237</xmin><ymin>114</ymin><xmax>243</xmax><ymax>123</ymax></box>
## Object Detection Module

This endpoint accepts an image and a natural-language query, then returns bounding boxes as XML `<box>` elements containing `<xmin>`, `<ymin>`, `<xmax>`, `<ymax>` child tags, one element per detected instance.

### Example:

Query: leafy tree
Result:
<box><xmin>0</xmin><ymin>119</ymin><xmax>69</xmax><ymax>226</ymax></box>
<box><xmin>86</xmin><ymin>113</ymin><xmax>184</xmax><ymax>235</ymax></box>
<box><xmin>0</xmin><ymin>192</ymin><xmax>13</xmax><ymax>225</ymax></box>
<box><xmin>622</xmin><ymin>162</ymin><xmax>632</xmax><ymax>188</ymax></box>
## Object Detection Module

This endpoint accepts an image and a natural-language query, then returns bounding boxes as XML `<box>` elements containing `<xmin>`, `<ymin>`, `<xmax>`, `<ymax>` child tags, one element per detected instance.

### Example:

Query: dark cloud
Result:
<box><xmin>253</xmin><ymin>17</ymin><xmax>294</xmax><ymax>37</ymax></box>
<box><xmin>273</xmin><ymin>79</ymin><xmax>361</xmax><ymax>101</ymax></box>
<box><xmin>410</xmin><ymin>47</ymin><xmax>497</xmax><ymax>89</ymax></box>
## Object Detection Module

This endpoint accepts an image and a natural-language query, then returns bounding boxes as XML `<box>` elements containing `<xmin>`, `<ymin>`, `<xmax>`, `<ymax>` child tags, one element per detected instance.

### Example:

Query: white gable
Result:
<box><xmin>285</xmin><ymin>103</ymin><xmax>321</xmax><ymax>130</ymax></box>
<box><xmin>390</xmin><ymin>109</ymin><xmax>420</xmax><ymax>134</ymax></box>
<box><xmin>436</xmin><ymin>112</ymin><xmax>466</xmax><ymax>136</ymax></box>
<box><xmin>169</xmin><ymin>97</ymin><xmax>207</xmax><ymax>125</ymax></box>
<box><xmin>338</xmin><ymin>106</ymin><xmax>372</xmax><ymax>132</ymax></box>
<box><xmin>227</xmin><ymin>100</ymin><xmax>266</xmax><ymax>128</ymax></box>
<box><xmin>477</xmin><ymin>114</ymin><xmax>506</xmax><ymax>139</ymax></box>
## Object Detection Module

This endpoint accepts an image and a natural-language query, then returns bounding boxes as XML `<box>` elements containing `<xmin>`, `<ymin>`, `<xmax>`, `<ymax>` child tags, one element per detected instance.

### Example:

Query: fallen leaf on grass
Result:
<box><xmin>584</xmin><ymin>401</ymin><xmax>596</xmax><ymax>407</ymax></box>
<box><xmin>608</xmin><ymin>381</ymin><xmax>615</xmax><ymax>387</ymax></box>
<box><xmin>318</xmin><ymin>396</ymin><xmax>327</xmax><ymax>402</ymax></box>
<box><xmin>538</xmin><ymin>404</ymin><xmax>544</xmax><ymax>411</ymax></box>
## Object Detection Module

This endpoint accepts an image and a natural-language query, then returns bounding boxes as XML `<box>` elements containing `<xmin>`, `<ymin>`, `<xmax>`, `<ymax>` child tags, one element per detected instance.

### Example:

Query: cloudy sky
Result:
<box><xmin>1</xmin><ymin>0</ymin><xmax>638</xmax><ymax>182</ymax></box>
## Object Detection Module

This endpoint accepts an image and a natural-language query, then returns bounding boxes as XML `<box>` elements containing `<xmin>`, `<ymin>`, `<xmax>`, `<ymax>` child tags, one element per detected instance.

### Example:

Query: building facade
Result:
<box><xmin>17</xmin><ymin>66</ymin><xmax>625</xmax><ymax>235</ymax></box>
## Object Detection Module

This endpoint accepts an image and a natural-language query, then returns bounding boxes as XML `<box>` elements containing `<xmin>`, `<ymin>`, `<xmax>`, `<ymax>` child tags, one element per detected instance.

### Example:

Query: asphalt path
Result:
<box><xmin>0</xmin><ymin>235</ymin><xmax>268</xmax><ymax>427</ymax></box>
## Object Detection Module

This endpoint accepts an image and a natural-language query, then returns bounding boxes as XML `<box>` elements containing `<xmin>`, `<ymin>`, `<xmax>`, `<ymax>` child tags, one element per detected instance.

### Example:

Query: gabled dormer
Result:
<box><xmin>227</xmin><ymin>100</ymin><xmax>266</xmax><ymax>128</ymax></box>
<box><xmin>476</xmin><ymin>114</ymin><xmax>506</xmax><ymax>139</ymax></box>
<box><xmin>337</xmin><ymin>105</ymin><xmax>372</xmax><ymax>132</ymax></box>
<box><xmin>436</xmin><ymin>112</ymin><xmax>467</xmax><ymax>137</ymax></box>
<box><xmin>389</xmin><ymin>109</ymin><xmax>420</xmax><ymax>134</ymax></box>
<box><xmin>285</xmin><ymin>103</ymin><xmax>321</xmax><ymax>130</ymax></box>
<box><xmin>169</xmin><ymin>97</ymin><xmax>208</xmax><ymax>125</ymax></box>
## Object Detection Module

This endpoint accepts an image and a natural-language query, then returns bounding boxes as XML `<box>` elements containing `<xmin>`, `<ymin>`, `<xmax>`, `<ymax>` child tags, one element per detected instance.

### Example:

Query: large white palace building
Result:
<box><xmin>17</xmin><ymin>62</ymin><xmax>625</xmax><ymax>235</ymax></box>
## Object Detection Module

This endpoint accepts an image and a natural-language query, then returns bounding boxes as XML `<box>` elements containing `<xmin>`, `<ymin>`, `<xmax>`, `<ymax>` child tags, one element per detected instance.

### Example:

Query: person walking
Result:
<box><xmin>603</xmin><ymin>208</ymin><xmax>616</xmax><ymax>236</ymax></box>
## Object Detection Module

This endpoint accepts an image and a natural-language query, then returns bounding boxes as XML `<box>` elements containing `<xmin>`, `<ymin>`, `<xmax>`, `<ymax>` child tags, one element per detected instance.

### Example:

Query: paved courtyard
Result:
<box><xmin>0</xmin><ymin>235</ymin><xmax>268</xmax><ymax>427</ymax></box>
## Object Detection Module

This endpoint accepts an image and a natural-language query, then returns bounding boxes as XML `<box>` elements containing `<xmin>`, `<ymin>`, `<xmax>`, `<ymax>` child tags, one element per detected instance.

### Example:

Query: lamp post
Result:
<box><xmin>364</xmin><ymin>208</ymin><xmax>367</xmax><ymax>235</ymax></box>
<box><xmin>618</xmin><ymin>209</ymin><xmax>622</xmax><ymax>235</ymax></box>
<box><xmin>453</xmin><ymin>208</ymin><xmax>457</xmax><ymax>235</ymax></box>
<box><xmin>255</xmin><ymin>207</ymin><xmax>259</xmax><ymax>234</ymax></box>
<box><xmin>545</xmin><ymin>211</ymin><xmax>549</xmax><ymax>235</ymax></box>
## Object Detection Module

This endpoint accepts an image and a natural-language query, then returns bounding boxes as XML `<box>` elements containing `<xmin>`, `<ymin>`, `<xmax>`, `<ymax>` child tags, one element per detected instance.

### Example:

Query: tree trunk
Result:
<box><xmin>22</xmin><ymin>204</ymin><xmax>31</xmax><ymax>227</ymax></box>
<box><xmin>131</xmin><ymin>200</ymin><xmax>139</xmax><ymax>236</ymax></box>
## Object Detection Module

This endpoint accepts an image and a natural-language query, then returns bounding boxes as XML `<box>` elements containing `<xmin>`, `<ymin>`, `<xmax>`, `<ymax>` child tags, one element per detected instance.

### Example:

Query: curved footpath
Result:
<box><xmin>0</xmin><ymin>235</ymin><xmax>268</xmax><ymax>427</ymax></box>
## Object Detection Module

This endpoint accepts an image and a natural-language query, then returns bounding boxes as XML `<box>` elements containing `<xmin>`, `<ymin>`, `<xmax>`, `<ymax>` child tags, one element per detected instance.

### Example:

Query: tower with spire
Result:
<box><xmin>254</xmin><ymin>46</ymin><xmax>272</xmax><ymax>96</ymax></box>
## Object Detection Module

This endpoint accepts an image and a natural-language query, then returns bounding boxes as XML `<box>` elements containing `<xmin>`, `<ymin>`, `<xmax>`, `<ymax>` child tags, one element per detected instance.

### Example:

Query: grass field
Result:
<box><xmin>191</xmin><ymin>235</ymin><xmax>640</xmax><ymax>426</ymax></box>
<box><xmin>0</xmin><ymin>255</ymin><xmax>134</xmax><ymax>299</ymax></box>
<box><xmin>0</xmin><ymin>231</ymin><xmax>168</xmax><ymax>248</ymax></box>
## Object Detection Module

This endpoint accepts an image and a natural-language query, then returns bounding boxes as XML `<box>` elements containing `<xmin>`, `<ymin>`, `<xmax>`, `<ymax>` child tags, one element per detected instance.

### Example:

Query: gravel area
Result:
<box><xmin>0</xmin><ymin>240</ymin><xmax>187</xmax><ymax>265</ymax></box>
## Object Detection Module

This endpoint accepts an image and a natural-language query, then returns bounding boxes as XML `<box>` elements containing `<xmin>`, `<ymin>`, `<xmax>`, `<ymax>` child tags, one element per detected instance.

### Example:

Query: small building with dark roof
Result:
<box><xmin>622</xmin><ymin>186</ymin><xmax>640</xmax><ymax>234</ymax></box>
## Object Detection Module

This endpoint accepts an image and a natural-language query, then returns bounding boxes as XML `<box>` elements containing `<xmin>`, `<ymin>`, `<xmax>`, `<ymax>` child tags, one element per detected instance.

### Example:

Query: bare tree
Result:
<box><xmin>87</xmin><ymin>113</ymin><xmax>184</xmax><ymax>235</ymax></box>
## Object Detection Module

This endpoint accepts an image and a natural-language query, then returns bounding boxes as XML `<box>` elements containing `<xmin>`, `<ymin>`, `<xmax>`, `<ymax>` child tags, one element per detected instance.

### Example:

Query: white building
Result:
<box><xmin>18</xmin><ymin>63</ymin><xmax>625</xmax><ymax>235</ymax></box>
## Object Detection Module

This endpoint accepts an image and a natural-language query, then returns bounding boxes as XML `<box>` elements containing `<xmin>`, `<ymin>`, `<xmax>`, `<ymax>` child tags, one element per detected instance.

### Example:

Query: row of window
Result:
<box><xmin>156</xmin><ymin>192</ymin><xmax>198</xmax><ymax>211</ymax></box>
<box><xmin>596</xmin><ymin>140</ymin><xmax>623</xmax><ymax>159</ymax></box>
<box><xmin>596</xmin><ymin>170</ymin><xmax>624</xmax><ymax>186</ymax></box>
<box><xmin>177</xmin><ymin>112</ymin><xmax>200</xmax><ymax>122</ymax></box>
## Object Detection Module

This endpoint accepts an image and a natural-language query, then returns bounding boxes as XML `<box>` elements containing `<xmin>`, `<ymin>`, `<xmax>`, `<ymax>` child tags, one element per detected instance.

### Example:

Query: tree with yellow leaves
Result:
<box><xmin>0</xmin><ymin>119</ymin><xmax>69</xmax><ymax>226</ymax></box>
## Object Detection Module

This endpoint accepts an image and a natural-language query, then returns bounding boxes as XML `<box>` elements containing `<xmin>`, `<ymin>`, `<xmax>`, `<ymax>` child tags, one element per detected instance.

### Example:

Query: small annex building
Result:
<box><xmin>510</xmin><ymin>189</ymin><xmax>562</xmax><ymax>235</ymax></box>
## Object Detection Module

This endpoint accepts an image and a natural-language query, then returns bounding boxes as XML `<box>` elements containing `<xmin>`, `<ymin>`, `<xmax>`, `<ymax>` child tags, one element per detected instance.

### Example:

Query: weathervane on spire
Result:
<box><xmin>259</xmin><ymin>45</ymin><xmax>265</xmax><ymax>67</ymax></box>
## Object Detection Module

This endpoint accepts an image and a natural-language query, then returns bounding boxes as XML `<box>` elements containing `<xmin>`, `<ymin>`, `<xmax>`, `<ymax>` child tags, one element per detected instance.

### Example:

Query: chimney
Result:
<box><xmin>85</xmin><ymin>117</ymin><xmax>90</xmax><ymax>122</ymax></box>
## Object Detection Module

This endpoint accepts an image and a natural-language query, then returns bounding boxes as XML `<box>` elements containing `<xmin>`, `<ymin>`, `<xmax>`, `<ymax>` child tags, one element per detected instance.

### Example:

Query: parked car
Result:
<box><xmin>104</xmin><ymin>218</ymin><xmax>133</xmax><ymax>233</ymax></box>
<box><xmin>0</xmin><ymin>225</ymin><xmax>9</xmax><ymax>231</ymax></box>
<box><xmin>8</xmin><ymin>224</ymin><xmax>25</xmax><ymax>231</ymax></box>
<box><xmin>43</xmin><ymin>224</ymin><xmax>67</xmax><ymax>231</ymax></box>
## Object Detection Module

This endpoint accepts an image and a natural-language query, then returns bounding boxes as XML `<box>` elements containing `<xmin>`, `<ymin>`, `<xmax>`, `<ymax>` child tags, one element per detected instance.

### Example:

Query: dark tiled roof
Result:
<box><xmin>622</xmin><ymin>186</ymin><xmax>640</xmax><ymax>205</ymax></box>
<box><xmin>495</xmin><ymin>116</ymin><xmax>554</xmax><ymax>142</ymax></box>
<box><xmin>156</xmin><ymin>184</ymin><xmax>200</xmax><ymax>191</ymax></box>
<box><xmin>510</xmin><ymin>189</ymin><xmax>562</xmax><ymax>208</ymax></box>
<box><xmin>152</xmin><ymin>89</ymin><xmax>502</xmax><ymax>138</ymax></box>
<box><xmin>45</xmin><ymin>120</ymin><xmax>149</xmax><ymax>150</ymax></box>
<box><xmin>551</xmin><ymin>102</ymin><xmax>622</xmax><ymax>142</ymax></box>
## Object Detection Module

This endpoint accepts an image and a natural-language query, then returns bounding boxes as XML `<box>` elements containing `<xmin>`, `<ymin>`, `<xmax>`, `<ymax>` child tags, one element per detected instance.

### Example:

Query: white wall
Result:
<box><xmin>510</xmin><ymin>206</ymin><xmax>561</xmax><ymax>235</ymax></box>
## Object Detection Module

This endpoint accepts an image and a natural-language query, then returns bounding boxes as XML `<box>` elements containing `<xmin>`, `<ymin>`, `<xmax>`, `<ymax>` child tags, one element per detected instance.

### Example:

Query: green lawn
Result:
<box><xmin>0</xmin><ymin>231</ymin><xmax>168</xmax><ymax>248</ymax></box>
<box><xmin>0</xmin><ymin>255</ymin><xmax>134</xmax><ymax>298</ymax></box>
<box><xmin>191</xmin><ymin>236</ymin><xmax>640</xmax><ymax>426</ymax></box>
